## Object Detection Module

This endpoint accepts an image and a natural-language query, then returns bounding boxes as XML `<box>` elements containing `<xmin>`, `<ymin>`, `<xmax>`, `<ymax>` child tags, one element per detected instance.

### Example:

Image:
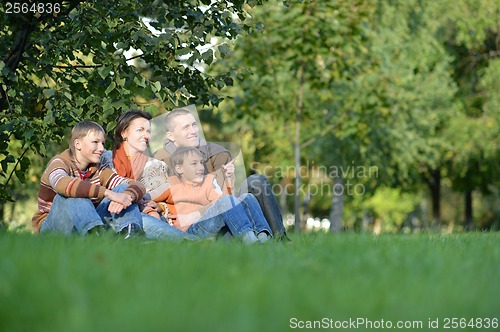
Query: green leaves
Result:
<box><xmin>0</xmin><ymin>0</ymin><xmax>263</xmax><ymax>207</ymax></box>
<box><xmin>133</xmin><ymin>76</ymin><xmax>146</xmax><ymax>88</ymax></box>
<box><xmin>217</xmin><ymin>44</ymin><xmax>231</xmax><ymax>58</ymax></box>
<box><xmin>98</xmin><ymin>66</ymin><xmax>113</xmax><ymax>80</ymax></box>
<box><xmin>104</xmin><ymin>82</ymin><xmax>116</xmax><ymax>95</ymax></box>
<box><xmin>151</xmin><ymin>81</ymin><xmax>162</xmax><ymax>93</ymax></box>
<box><xmin>0</xmin><ymin>156</ymin><xmax>15</xmax><ymax>174</ymax></box>
<box><xmin>42</xmin><ymin>89</ymin><xmax>55</xmax><ymax>99</ymax></box>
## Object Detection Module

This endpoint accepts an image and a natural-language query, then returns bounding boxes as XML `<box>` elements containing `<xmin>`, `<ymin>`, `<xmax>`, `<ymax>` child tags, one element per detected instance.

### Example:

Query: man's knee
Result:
<box><xmin>247</xmin><ymin>174</ymin><xmax>267</xmax><ymax>187</ymax></box>
<box><xmin>218</xmin><ymin>194</ymin><xmax>238</xmax><ymax>206</ymax></box>
<box><xmin>246</xmin><ymin>174</ymin><xmax>270</xmax><ymax>197</ymax></box>
<box><xmin>239</xmin><ymin>192</ymin><xmax>258</xmax><ymax>204</ymax></box>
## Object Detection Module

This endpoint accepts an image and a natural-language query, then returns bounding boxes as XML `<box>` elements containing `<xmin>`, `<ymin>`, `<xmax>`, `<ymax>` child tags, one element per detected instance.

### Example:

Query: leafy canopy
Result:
<box><xmin>0</xmin><ymin>0</ymin><xmax>262</xmax><ymax>204</ymax></box>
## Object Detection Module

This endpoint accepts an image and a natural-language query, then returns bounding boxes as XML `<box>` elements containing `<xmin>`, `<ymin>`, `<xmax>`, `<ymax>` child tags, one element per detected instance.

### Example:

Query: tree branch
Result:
<box><xmin>52</xmin><ymin>64</ymin><xmax>103</xmax><ymax>69</ymax></box>
<box><xmin>50</xmin><ymin>54</ymin><xmax>145</xmax><ymax>69</ymax></box>
<box><xmin>5</xmin><ymin>143</ymin><xmax>33</xmax><ymax>188</ymax></box>
<box><xmin>300</xmin><ymin>126</ymin><xmax>333</xmax><ymax>148</ymax></box>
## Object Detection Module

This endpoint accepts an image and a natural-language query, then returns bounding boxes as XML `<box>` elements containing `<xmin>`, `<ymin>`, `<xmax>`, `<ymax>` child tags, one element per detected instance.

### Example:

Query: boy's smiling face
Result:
<box><xmin>175</xmin><ymin>151</ymin><xmax>205</xmax><ymax>184</ymax></box>
<box><xmin>74</xmin><ymin>130</ymin><xmax>105</xmax><ymax>169</ymax></box>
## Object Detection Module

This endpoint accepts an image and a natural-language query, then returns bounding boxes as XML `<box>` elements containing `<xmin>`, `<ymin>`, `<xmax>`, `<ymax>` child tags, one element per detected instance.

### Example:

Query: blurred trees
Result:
<box><xmin>212</xmin><ymin>0</ymin><xmax>499</xmax><ymax>232</ymax></box>
<box><xmin>441</xmin><ymin>0</ymin><xmax>500</xmax><ymax>230</ymax></box>
<box><xmin>212</xmin><ymin>0</ymin><xmax>375</xmax><ymax>231</ymax></box>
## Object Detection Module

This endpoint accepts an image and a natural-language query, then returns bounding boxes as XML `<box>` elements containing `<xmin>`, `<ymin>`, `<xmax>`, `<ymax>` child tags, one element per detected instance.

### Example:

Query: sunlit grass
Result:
<box><xmin>0</xmin><ymin>232</ymin><xmax>499</xmax><ymax>332</ymax></box>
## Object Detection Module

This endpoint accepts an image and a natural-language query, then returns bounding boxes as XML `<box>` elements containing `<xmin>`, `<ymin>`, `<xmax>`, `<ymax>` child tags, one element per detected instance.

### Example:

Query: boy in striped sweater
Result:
<box><xmin>32</xmin><ymin>120</ymin><xmax>146</xmax><ymax>237</ymax></box>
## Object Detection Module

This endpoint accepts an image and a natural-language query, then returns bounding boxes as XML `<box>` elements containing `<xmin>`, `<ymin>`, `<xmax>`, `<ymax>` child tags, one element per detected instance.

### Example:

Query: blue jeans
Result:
<box><xmin>187</xmin><ymin>194</ymin><xmax>272</xmax><ymax>239</ymax></box>
<box><xmin>142</xmin><ymin>213</ymin><xmax>198</xmax><ymax>241</ymax></box>
<box><xmin>237</xmin><ymin>174</ymin><xmax>287</xmax><ymax>239</ymax></box>
<box><xmin>40</xmin><ymin>184</ymin><xmax>142</xmax><ymax>235</ymax></box>
<box><xmin>238</xmin><ymin>193</ymin><xmax>273</xmax><ymax>235</ymax></box>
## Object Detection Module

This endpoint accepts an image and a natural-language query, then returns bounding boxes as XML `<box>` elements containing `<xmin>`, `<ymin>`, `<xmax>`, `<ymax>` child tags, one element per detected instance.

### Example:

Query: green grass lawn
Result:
<box><xmin>0</xmin><ymin>232</ymin><xmax>499</xmax><ymax>332</ymax></box>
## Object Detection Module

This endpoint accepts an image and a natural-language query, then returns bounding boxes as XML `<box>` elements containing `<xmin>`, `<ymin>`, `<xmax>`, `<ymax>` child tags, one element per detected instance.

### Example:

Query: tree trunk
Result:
<box><xmin>464</xmin><ymin>189</ymin><xmax>473</xmax><ymax>231</ymax></box>
<box><xmin>1</xmin><ymin>18</ymin><xmax>37</xmax><ymax>109</ymax></box>
<box><xmin>0</xmin><ymin>204</ymin><xmax>5</xmax><ymax>231</ymax></box>
<box><xmin>279</xmin><ymin>178</ymin><xmax>288</xmax><ymax>216</ymax></box>
<box><xmin>293</xmin><ymin>140</ymin><xmax>301</xmax><ymax>232</ymax></box>
<box><xmin>293</xmin><ymin>65</ymin><xmax>305</xmax><ymax>233</ymax></box>
<box><xmin>427</xmin><ymin>168</ymin><xmax>441</xmax><ymax>228</ymax></box>
<box><xmin>361</xmin><ymin>210</ymin><xmax>371</xmax><ymax>233</ymax></box>
<box><xmin>329</xmin><ymin>176</ymin><xmax>343</xmax><ymax>232</ymax></box>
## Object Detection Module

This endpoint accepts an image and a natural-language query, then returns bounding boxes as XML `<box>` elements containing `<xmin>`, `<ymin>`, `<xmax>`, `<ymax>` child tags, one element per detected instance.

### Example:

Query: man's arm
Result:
<box><xmin>207</xmin><ymin>151</ymin><xmax>234</xmax><ymax>192</ymax></box>
<box><xmin>153</xmin><ymin>147</ymin><xmax>171</xmax><ymax>165</ymax></box>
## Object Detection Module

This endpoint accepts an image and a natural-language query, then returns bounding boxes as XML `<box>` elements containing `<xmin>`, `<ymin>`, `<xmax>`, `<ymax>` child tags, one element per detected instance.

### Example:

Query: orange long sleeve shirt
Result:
<box><xmin>153</xmin><ymin>174</ymin><xmax>225</xmax><ymax>231</ymax></box>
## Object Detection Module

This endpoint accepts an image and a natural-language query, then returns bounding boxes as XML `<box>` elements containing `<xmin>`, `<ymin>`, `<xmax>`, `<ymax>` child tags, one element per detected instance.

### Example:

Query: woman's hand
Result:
<box><xmin>141</xmin><ymin>199</ymin><xmax>160</xmax><ymax>211</ymax></box>
<box><xmin>142</xmin><ymin>200</ymin><xmax>162</xmax><ymax>219</ymax></box>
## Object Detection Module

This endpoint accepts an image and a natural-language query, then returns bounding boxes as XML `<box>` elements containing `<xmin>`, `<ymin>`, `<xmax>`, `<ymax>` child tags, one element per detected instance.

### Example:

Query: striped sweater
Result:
<box><xmin>32</xmin><ymin>149</ymin><xmax>146</xmax><ymax>233</ymax></box>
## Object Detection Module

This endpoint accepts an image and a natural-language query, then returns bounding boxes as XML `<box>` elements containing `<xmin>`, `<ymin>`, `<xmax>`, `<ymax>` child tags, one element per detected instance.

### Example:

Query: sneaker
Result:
<box><xmin>241</xmin><ymin>231</ymin><xmax>259</xmax><ymax>245</ymax></box>
<box><xmin>121</xmin><ymin>223</ymin><xmax>142</xmax><ymax>239</ymax></box>
<box><xmin>257</xmin><ymin>231</ymin><xmax>269</xmax><ymax>244</ymax></box>
<box><xmin>277</xmin><ymin>232</ymin><xmax>292</xmax><ymax>243</ymax></box>
<box><xmin>87</xmin><ymin>225</ymin><xmax>108</xmax><ymax>236</ymax></box>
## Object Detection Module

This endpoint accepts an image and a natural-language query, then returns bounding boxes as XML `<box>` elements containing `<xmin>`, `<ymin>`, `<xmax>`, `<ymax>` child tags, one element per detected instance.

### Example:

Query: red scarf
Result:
<box><xmin>113</xmin><ymin>144</ymin><xmax>148</xmax><ymax>180</ymax></box>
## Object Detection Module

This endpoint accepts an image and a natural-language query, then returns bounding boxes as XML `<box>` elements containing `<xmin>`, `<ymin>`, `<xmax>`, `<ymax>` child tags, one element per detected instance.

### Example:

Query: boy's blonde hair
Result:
<box><xmin>69</xmin><ymin>120</ymin><xmax>105</xmax><ymax>156</ymax></box>
<box><xmin>169</xmin><ymin>146</ymin><xmax>203</xmax><ymax>179</ymax></box>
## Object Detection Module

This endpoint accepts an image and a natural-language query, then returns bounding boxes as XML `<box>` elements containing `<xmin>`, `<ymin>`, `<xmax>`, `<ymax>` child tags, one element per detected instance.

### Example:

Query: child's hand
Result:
<box><xmin>169</xmin><ymin>211</ymin><xmax>201</xmax><ymax>228</ymax></box>
<box><xmin>105</xmin><ymin>190</ymin><xmax>133</xmax><ymax>214</ymax></box>
<box><xmin>148</xmin><ymin>210</ymin><xmax>162</xmax><ymax>220</ymax></box>
<box><xmin>142</xmin><ymin>200</ymin><xmax>161</xmax><ymax>219</ymax></box>
<box><xmin>222</xmin><ymin>156</ymin><xmax>237</xmax><ymax>179</ymax></box>
<box><xmin>105</xmin><ymin>190</ymin><xmax>133</xmax><ymax>206</ymax></box>
<box><xmin>108</xmin><ymin>201</ymin><xmax>126</xmax><ymax>214</ymax></box>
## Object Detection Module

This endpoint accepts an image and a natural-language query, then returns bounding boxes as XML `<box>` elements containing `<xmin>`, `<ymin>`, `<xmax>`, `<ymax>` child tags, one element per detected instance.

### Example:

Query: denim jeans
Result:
<box><xmin>142</xmin><ymin>213</ymin><xmax>198</xmax><ymax>241</ymax></box>
<box><xmin>237</xmin><ymin>193</ymin><xmax>273</xmax><ymax>235</ymax></box>
<box><xmin>187</xmin><ymin>194</ymin><xmax>272</xmax><ymax>239</ymax></box>
<box><xmin>40</xmin><ymin>183</ymin><xmax>142</xmax><ymax>235</ymax></box>
<box><xmin>237</xmin><ymin>174</ymin><xmax>287</xmax><ymax>238</ymax></box>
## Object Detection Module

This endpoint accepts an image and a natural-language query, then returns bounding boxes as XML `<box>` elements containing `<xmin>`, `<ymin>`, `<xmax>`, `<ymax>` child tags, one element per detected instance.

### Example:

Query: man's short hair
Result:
<box><xmin>69</xmin><ymin>120</ymin><xmax>105</xmax><ymax>155</ymax></box>
<box><xmin>164</xmin><ymin>108</ymin><xmax>193</xmax><ymax>132</ymax></box>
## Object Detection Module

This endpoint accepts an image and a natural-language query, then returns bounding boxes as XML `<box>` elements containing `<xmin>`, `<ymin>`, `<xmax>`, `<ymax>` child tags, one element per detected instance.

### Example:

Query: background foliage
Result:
<box><xmin>211</xmin><ymin>0</ymin><xmax>500</xmax><ymax>232</ymax></box>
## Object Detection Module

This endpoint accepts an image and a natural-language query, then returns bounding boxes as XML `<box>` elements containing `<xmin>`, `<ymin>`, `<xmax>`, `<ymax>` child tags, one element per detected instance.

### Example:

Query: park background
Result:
<box><xmin>0</xmin><ymin>1</ymin><xmax>499</xmax><ymax>332</ymax></box>
<box><xmin>1</xmin><ymin>0</ymin><xmax>499</xmax><ymax>234</ymax></box>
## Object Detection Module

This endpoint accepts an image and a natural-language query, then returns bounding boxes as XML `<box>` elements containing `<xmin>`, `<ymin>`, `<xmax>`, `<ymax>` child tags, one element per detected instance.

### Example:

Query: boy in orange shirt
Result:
<box><xmin>155</xmin><ymin>147</ymin><xmax>272</xmax><ymax>243</ymax></box>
